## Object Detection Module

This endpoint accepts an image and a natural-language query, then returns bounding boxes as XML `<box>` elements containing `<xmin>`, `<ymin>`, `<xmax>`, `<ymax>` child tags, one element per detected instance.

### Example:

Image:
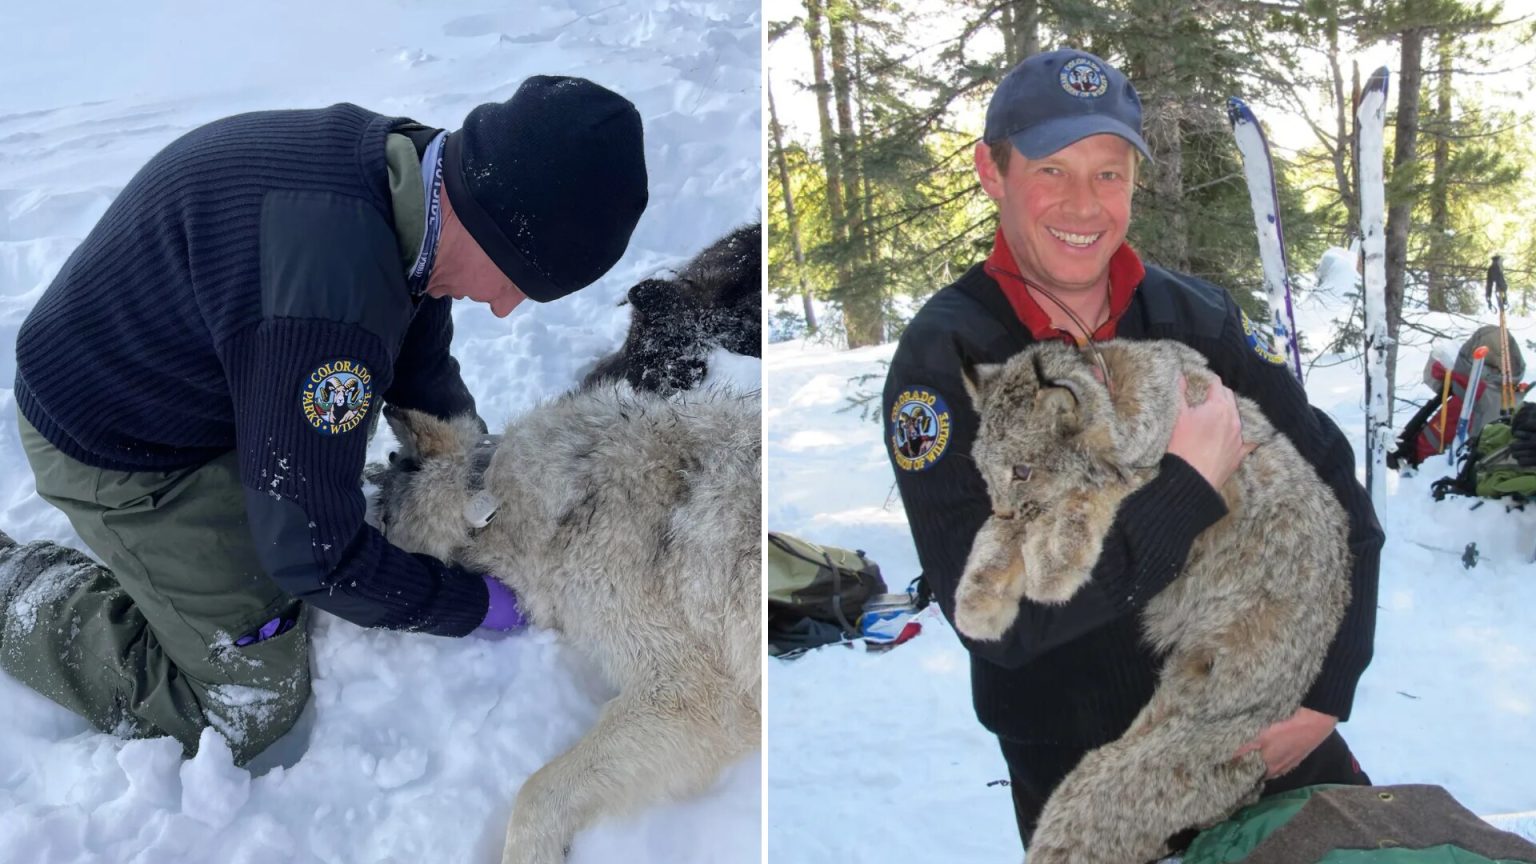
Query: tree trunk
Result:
<box><xmin>1352</xmin><ymin>61</ymin><xmax>1362</xmax><ymax>254</ymax></box>
<box><xmin>854</xmin><ymin>17</ymin><xmax>877</xmax><ymax>262</ymax></box>
<box><xmin>829</xmin><ymin>0</ymin><xmax>884</xmax><ymax>346</ymax></box>
<box><xmin>767</xmin><ymin>75</ymin><xmax>817</xmax><ymax>333</ymax></box>
<box><xmin>1329</xmin><ymin>20</ymin><xmax>1358</xmax><ymax>234</ymax></box>
<box><xmin>1001</xmin><ymin>2</ymin><xmax>1015</xmax><ymax>63</ymax></box>
<box><xmin>804</xmin><ymin>0</ymin><xmax>846</xmax><ymax>238</ymax></box>
<box><xmin>1002</xmin><ymin>0</ymin><xmax>1039</xmax><ymax>65</ymax></box>
<box><xmin>1138</xmin><ymin>37</ymin><xmax>1188</xmax><ymax>273</ymax></box>
<box><xmin>1425</xmin><ymin>30</ymin><xmax>1453</xmax><ymax>313</ymax></box>
<box><xmin>1385</xmin><ymin>24</ymin><xmax>1426</xmax><ymax>416</ymax></box>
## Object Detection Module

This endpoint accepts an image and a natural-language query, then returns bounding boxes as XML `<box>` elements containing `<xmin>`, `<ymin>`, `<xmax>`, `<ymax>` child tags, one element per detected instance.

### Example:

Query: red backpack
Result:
<box><xmin>1389</xmin><ymin>325</ymin><xmax>1525</xmax><ymax>469</ymax></box>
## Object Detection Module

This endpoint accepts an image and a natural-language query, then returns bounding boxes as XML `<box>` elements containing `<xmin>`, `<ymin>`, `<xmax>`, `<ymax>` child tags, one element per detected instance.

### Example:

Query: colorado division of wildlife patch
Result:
<box><xmin>302</xmin><ymin>359</ymin><xmax>373</xmax><ymax>435</ymax></box>
<box><xmin>1059</xmin><ymin>57</ymin><xmax>1109</xmax><ymax>98</ymax></box>
<box><xmin>1240</xmin><ymin>310</ymin><xmax>1287</xmax><ymax>366</ymax></box>
<box><xmin>890</xmin><ymin>386</ymin><xmax>952</xmax><ymax>472</ymax></box>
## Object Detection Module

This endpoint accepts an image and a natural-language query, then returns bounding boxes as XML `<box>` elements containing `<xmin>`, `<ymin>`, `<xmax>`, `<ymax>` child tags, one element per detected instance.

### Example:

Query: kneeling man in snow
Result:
<box><xmin>0</xmin><ymin>75</ymin><xmax>647</xmax><ymax>764</ymax></box>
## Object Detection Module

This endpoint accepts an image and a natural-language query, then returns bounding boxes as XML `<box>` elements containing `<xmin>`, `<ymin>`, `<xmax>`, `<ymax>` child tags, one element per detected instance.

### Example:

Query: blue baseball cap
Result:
<box><xmin>983</xmin><ymin>50</ymin><xmax>1151</xmax><ymax>161</ymax></box>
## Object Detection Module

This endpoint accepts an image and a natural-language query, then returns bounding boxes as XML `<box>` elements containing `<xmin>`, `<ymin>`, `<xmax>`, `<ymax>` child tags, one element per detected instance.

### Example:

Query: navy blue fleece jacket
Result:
<box><xmin>14</xmin><ymin>103</ymin><xmax>488</xmax><ymax>636</ymax></box>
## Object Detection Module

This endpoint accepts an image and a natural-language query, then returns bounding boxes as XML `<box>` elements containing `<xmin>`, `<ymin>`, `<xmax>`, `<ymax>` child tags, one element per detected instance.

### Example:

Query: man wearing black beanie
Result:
<box><xmin>2</xmin><ymin>76</ymin><xmax>647</xmax><ymax>765</ymax></box>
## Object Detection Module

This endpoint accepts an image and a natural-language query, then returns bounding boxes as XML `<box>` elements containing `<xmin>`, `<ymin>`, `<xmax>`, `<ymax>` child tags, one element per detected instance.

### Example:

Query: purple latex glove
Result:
<box><xmin>234</xmin><ymin>615</ymin><xmax>297</xmax><ymax>647</ymax></box>
<box><xmin>480</xmin><ymin>574</ymin><xmax>528</xmax><ymax>631</ymax></box>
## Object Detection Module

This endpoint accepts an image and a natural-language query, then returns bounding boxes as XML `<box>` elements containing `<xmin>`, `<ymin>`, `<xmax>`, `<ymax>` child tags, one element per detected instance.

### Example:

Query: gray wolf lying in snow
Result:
<box><xmin>368</xmin><ymin>383</ymin><xmax>760</xmax><ymax>864</ymax></box>
<box><xmin>955</xmin><ymin>339</ymin><xmax>1350</xmax><ymax>864</ymax></box>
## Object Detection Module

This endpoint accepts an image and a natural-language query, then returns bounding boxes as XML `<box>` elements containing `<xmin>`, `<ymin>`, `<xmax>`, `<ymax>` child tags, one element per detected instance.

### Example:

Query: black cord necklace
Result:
<box><xmin>1026</xmin><ymin>279</ymin><xmax>1116</xmax><ymax>394</ymax></box>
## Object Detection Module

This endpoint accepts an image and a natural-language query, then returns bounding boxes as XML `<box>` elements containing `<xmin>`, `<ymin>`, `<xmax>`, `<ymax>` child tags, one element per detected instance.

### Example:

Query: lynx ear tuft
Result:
<box><xmin>960</xmin><ymin>352</ymin><xmax>1003</xmax><ymax>405</ymax></box>
<box><xmin>1036</xmin><ymin>386</ymin><xmax>1082</xmax><ymax>430</ymax></box>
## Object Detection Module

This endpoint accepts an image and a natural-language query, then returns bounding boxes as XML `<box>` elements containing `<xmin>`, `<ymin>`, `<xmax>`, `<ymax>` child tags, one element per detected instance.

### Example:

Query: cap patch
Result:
<box><xmin>302</xmin><ymin>360</ymin><xmax>373</xmax><ymax>435</ymax></box>
<box><xmin>1060</xmin><ymin>57</ymin><xmax>1110</xmax><ymax>99</ymax></box>
<box><xmin>890</xmin><ymin>387</ymin><xmax>953</xmax><ymax>472</ymax></box>
<box><xmin>1240</xmin><ymin>310</ymin><xmax>1287</xmax><ymax>366</ymax></box>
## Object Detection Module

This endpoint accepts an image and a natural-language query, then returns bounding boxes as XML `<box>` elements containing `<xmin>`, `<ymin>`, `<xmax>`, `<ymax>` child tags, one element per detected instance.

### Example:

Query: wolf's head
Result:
<box><xmin>367</xmin><ymin>406</ymin><xmax>497</xmax><ymax>564</ymax></box>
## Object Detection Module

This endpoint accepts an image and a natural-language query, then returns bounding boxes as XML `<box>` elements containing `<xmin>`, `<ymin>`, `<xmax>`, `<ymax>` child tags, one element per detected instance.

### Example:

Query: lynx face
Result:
<box><xmin>964</xmin><ymin>342</ymin><xmax>1160</xmax><ymax>523</ymax></box>
<box><xmin>954</xmin><ymin>340</ymin><xmax>1202</xmax><ymax>634</ymax></box>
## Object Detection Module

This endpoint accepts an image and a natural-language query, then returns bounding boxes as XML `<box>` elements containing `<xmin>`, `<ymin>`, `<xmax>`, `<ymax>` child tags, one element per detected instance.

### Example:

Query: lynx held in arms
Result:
<box><xmin>955</xmin><ymin>339</ymin><xmax>1350</xmax><ymax>864</ymax></box>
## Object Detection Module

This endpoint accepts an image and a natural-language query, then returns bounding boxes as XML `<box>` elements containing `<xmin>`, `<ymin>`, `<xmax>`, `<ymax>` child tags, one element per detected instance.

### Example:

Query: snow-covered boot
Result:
<box><xmin>0</xmin><ymin>535</ymin><xmax>99</xmax><ymax>634</ymax></box>
<box><xmin>0</xmin><ymin>536</ymin><xmax>113</xmax><ymax>681</ymax></box>
<box><xmin>0</xmin><ymin>530</ymin><xmax>21</xmax><ymax>605</ymax></box>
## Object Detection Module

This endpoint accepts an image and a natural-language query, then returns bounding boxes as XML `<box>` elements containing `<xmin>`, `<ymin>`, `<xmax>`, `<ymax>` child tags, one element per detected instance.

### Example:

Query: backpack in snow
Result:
<box><xmin>1389</xmin><ymin>325</ymin><xmax>1525</xmax><ymax>469</ymax></box>
<box><xmin>1181</xmin><ymin>783</ymin><xmax>1536</xmax><ymax>864</ymax></box>
<box><xmin>767</xmin><ymin>532</ymin><xmax>886</xmax><ymax>635</ymax></box>
<box><xmin>1432</xmin><ymin>401</ymin><xmax>1536</xmax><ymax>503</ymax></box>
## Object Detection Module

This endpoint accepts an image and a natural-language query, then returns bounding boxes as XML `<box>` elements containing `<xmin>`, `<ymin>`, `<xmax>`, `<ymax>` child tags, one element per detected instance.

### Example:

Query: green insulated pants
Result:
<box><xmin>2</xmin><ymin>413</ymin><xmax>311</xmax><ymax>764</ymax></box>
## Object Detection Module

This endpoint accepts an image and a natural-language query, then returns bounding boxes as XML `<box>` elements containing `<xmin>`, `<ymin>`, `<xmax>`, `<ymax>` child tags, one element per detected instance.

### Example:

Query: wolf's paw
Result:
<box><xmin>953</xmin><ymin>575</ymin><xmax>1020</xmax><ymax>641</ymax></box>
<box><xmin>503</xmin><ymin>802</ymin><xmax>572</xmax><ymax>864</ymax></box>
<box><xmin>500</xmin><ymin>833</ymin><xmax>566</xmax><ymax>864</ymax></box>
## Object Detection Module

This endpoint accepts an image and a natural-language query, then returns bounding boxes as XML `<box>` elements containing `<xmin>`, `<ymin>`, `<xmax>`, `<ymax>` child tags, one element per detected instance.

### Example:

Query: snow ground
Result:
<box><xmin>0</xmin><ymin>1</ymin><xmax>761</xmax><ymax>862</ymax></box>
<box><xmin>767</xmin><ymin>256</ymin><xmax>1536</xmax><ymax>862</ymax></box>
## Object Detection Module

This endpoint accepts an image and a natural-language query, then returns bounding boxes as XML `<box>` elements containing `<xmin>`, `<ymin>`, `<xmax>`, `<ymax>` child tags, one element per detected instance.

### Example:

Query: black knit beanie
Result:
<box><xmin>443</xmin><ymin>76</ymin><xmax>648</xmax><ymax>302</ymax></box>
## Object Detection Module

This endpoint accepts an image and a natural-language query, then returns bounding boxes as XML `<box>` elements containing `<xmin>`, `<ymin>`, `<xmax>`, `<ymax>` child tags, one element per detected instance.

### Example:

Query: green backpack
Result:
<box><xmin>1471</xmin><ymin>421</ymin><xmax>1536</xmax><ymax>499</ymax></box>
<box><xmin>1433</xmin><ymin>404</ymin><xmax>1536</xmax><ymax>502</ymax></box>
<box><xmin>1182</xmin><ymin>784</ymin><xmax>1536</xmax><ymax>864</ymax></box>
<box><xmin>766</xmin><ymin>532</ymin><xmax>887</xmax><ymax>635</ymax></box>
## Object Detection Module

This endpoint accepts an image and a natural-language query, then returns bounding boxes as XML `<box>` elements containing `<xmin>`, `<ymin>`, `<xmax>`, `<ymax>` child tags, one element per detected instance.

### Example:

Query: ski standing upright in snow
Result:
<box><xmin>1357</xmin><ymin>67</ymin><xmax>1391</xmax><ymax>502</ymax></box>
<box><xmin>1227</xmin><ymin>96</ymin><xmax>1305</xmax><ymax>383</ymax></box>
<box><xmin>1449</xmin><ymin>346</ymin><xmax>1490</xmax><ymax>465</ymax></box>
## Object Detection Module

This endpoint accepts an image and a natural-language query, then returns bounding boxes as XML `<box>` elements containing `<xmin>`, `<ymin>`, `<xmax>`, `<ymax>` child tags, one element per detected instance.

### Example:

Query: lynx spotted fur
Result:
<box><xmin>955</xmin><ymin>339</ymin><xmax>1350</xmax><ymax>864</ymax></box>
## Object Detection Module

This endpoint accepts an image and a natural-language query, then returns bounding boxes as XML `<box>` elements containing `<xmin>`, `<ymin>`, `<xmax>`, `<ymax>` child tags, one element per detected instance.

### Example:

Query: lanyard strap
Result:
<box><xmin>407</xmin><ymin>131</ymin><xmax>449</xmax><ymax>296</ymax></box>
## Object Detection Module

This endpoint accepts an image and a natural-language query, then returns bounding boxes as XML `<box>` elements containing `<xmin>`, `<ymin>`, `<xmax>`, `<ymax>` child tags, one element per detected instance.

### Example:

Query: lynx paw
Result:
<box><xmin>953</xmin><ymin>574</ymin><xmax>1021</xmax><ymax>641</ymax></box>
<box><xmin>1019</xmin><ymin>568</ymin><xmax>1089</xmax><ymax>605</ymax></box>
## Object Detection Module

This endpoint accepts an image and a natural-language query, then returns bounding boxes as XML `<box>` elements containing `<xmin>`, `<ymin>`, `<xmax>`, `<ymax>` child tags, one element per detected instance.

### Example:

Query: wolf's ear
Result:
<box><xmin>959</xmin><ymin>351</ymin><xmax>1004</xmax><ymax>406</ymax></box>
<box><xmin>383</xmin><ymin>405</ymin><xmax>418</xmax><ymax>460</ymax></box>
<box><xmin>384</xmin><ymin>405</ymin><xmax>462</xmax><ymax>461</ymax></box>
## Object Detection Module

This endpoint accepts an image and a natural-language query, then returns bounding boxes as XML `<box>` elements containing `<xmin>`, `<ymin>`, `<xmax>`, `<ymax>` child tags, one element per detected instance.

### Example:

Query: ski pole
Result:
<box><xmin>1499</xmin><ymin>300</ymin><xmax>1515</xmax><ymax>415</ymax></box>
<box><xmin>1449</xmin><ymin>345</ymin><xmax>1490</xmax><ymax>465</ymax></box>
<box><xmin>1437</xmin><ymin>361</ymin><xmax>1454</xmax><ymax>454</ymax></box>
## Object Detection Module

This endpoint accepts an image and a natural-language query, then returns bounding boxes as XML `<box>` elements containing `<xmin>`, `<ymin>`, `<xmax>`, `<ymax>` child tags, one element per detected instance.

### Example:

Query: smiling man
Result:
<box><xmin>1</xmin><ymin>75</ymin><xmax>646</xmax><ymax>766</ymax></box>
<box><xmin>881</xmin><ymin>50</ymin><xmax>1383</xmax><ymax>853</ymax></box>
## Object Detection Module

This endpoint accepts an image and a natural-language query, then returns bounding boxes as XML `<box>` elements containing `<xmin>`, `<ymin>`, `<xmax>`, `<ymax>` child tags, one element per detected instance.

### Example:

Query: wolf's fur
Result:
<box><xmin>955</xmin><ymin>339</ymin><xmax>1350</xmax><ymax>864</ymax></box>
<box><xmin>369</xmin><ymin>384</ymin><xmax>760</xmax><ymax>864</ymax></box>
<box><xmin>583</xmin><ymin>223</ymin><xmax>761</xmax><ymax>395</ymax></box>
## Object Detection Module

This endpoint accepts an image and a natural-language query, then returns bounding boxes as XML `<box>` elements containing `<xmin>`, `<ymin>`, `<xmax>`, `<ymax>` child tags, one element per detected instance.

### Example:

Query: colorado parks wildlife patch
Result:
<box><xmin>890</xmin><ymin>386</ymin><xmax>953</xmax><ymax>472</ymax></box>
<box><xmin>1240</xmin><ymin>310</ymin><xmax>1288</xmax><ymax>366</ymax></box>
<box><xmin>302</xmin><ymin>359</ymin><xmax>373</xmax><ymax>435</ymax></box>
